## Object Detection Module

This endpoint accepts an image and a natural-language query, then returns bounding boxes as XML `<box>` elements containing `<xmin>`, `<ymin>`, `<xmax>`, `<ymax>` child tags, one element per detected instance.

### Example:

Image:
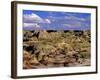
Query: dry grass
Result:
<box><xmin>23</xmin><ymin>30</ymin><xmax>91</xmax><ymax>69</ymax></box>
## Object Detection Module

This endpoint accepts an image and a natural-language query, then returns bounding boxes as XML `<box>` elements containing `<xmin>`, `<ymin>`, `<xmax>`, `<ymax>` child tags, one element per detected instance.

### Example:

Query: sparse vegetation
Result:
<box><xmin>23</xmin><ymin>30</ymin><xmax>91</xmax><ymax>69</ymax></box>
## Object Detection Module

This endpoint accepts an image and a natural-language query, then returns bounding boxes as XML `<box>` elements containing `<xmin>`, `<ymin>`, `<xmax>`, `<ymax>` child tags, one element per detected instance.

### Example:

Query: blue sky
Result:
<box><xmin>23</xmin><ymin>10</ymin><xmax>91</xmax><ymax>30</ymax></box>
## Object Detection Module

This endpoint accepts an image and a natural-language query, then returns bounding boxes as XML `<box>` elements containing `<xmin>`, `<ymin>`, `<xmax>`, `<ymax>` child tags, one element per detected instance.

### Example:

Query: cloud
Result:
<box><xmin>23</xmin><ymin>13</ymin><xmax>51</xmax><ymax>24</ymax></box>
<box><xmin>64</xmin><ymin>16</ymin><xmax>87</xmax><ymax>21</ymax></box>
<box><xmin>23</xmin><ymin>13</ymin><xmax>44</xmax><ymax>23</ymax></box>
<box><xmin>44</xmin><ymin>19</ymin><xmax>51</xmax><ymax>24</ymax></box>
<box><xmin>23</xmin><ymin>13</ymin><xmax>52</xmax><ymax>30</ymax></box>
<box><xmin>63</xmin><ymin>24</ymin><xmax>72</xmax><ymax>27</ymax></box>
<box><xmin>24</xmin><ymin>23</ymin><xmax>40</xmax><ymax>28</ymax></box>
<box><xmin>63</xmin><ymin>22</ymin><xmax>82</xmax><ymax>28</ymax></box>
<box><xmin>23</xmin><ymin>11</ymin><xmax>90</xmax><ymax>30</ymax></box>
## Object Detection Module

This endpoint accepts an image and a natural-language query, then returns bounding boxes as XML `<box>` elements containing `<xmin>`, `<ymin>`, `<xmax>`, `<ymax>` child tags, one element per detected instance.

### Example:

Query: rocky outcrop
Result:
<box><xmin>23</xmin><ymin>30</ymin><xmax>91</xmax><ymax>69</ymax></box>
<box><xmin>38</xmin><ymin>30</ymin><xmax>49</xmax><ymax>39</ymax></box>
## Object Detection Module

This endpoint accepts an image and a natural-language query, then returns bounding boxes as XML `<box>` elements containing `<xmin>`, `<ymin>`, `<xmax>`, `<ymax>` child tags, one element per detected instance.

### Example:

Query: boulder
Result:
<box><xmin>38</xmin><ymin>30</ymin><xmax>49</xmax><ymax>39</ymax></box>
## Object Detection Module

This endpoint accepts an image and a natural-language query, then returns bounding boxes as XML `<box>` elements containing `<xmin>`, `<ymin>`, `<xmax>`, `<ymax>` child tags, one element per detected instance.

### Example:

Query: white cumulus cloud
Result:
<box><xmin>23</xmin><ymin>13</ymin><xmax>51</xmax><ymax>24</ymax></box>
<box><xmin>23</xmin><ymin>13</ymin><xmax>44</xmax><ymax>23</ymax></box>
